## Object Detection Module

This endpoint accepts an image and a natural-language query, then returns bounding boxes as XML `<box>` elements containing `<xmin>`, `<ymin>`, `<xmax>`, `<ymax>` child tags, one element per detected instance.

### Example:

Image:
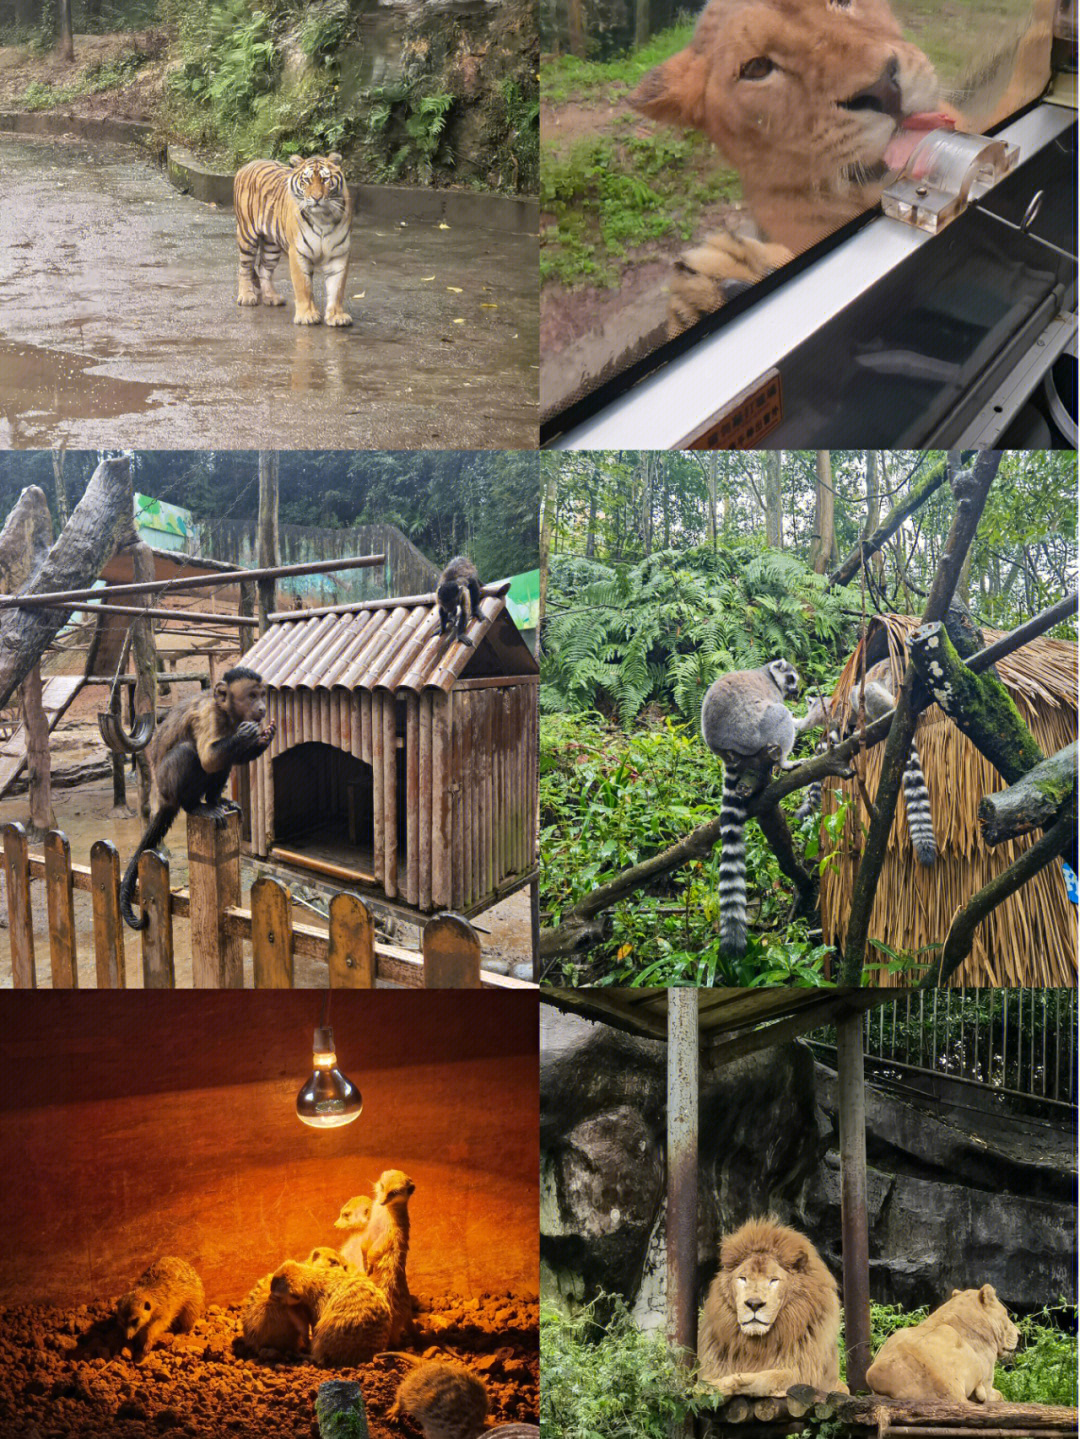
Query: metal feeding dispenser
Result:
<box><xmin>882</xmin><ymin>129</ymin><xmax>1020</xmax><ymax>234</ymax></box>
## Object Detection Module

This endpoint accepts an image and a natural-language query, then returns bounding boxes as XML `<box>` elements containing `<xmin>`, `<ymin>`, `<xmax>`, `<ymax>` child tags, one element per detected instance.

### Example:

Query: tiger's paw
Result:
<box><xmin>237</xmin><ymin>292</ymin><xmax>261</xmax><ymax>308</ymax></box>
<box><xmin>293</xmin><ymin>308</ymin><xmax>322</xmax><ymax>326</ymax></box>
<box><xmin>325</xmin><ymin>310</ymin><xmax>353</xmax><ymax>328</ymax></box>
<box><xmin>667</xmin><ymin>226</ymin><xmax>793</xmax><ymax>337</ymax></box>
<box><xmin>261</xmin><ymin>289</ymin><xmax>286</xmax><ymax>307</ymax></box>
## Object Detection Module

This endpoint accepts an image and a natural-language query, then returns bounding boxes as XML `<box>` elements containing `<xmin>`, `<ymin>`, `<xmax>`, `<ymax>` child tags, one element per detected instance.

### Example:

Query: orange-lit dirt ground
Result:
<box><xmin>0</xmin><ymin>1289</ymin><xmax>538</xmax><ymax>1439</ymax></box>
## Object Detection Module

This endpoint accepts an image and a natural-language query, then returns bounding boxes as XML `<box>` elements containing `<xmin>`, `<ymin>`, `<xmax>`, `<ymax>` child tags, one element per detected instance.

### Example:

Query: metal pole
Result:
<box><xmin>667</xmin><ymin>988</ymin><xmax>699</xmax><ymax>1362</ymax></box>
<box><xmin>32</xmin><ymin>601</ymin><xmax>260</xmax><ymax>625</ymax></box>
<box><xmin>0</xmin><ymin>553</ymin><xmax>387</xmax><ymax>609</ymax></box>
<box><xmin>836</xmin><ymin>1010</ymin><xmax>871</xmax><ymax>1394</ymax></box>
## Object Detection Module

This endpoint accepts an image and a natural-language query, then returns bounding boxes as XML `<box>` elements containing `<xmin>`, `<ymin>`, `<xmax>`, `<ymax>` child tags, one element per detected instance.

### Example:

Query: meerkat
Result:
<box><xmin>361</xmin><ymin>1169</ymin><xmax>416</xmax><ymax>1345</ymax></box>
<box><xmin>333</xmin><ymin>1194</ymin><xmax>374</xmax><ymax>1271</ymax></box>
<box><xmin>312</xmin><ymin>1276</ymin><xmax>392</xmax><ymax>1367</ymax></box>
<box><xmin>114</xmin><ymin>1257</ymin><xmax>204</xmax><ymax>1362</ymax></box>
<box><xmin>851</xmin><ymin>665</ymin><xmax>937</xmax><ymax>865</ymax></box>
<box><xmin>306</xmin><ymin>1245</ymin><xmax>358</xmax><ymax>1274</ymax></box>
<box><xmin>700</xmin><ymin>658</ymin><xmax>800</xmax><ymax>957</ymax></box>
<box><xmin>390</xmin><ymin>1361</ymin><xmax>489</xmax><ymax>1439</ymax></box>
<box><xmin>242</xmin><ymin>1271</ymin><xmax>310</xmax><ymax>1354</ymax></box>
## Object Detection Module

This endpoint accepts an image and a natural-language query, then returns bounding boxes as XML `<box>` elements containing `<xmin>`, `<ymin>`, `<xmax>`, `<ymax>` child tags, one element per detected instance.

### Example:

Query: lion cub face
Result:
<box><xmin>630</xmin><ymin>0</ymin><xmax>942</xmax><ymax>194</ymax></box>
<box><xmin>732</xmin><ymin>1253</ymin><xmax>790</xmax><ymax>1335</ymax></box>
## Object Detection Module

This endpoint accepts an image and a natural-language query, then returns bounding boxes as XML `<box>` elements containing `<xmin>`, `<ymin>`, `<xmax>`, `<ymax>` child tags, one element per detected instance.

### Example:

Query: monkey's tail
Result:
<box><xmin>718</xmin><ymin>770</ymin><xmax>749</xmax><ymax>957</ymax></box>
<box><xmin>120</xmin><ymin>805</ymin><xmax>178</xmax><ymax>930</ymax></box>
<box><xmin>901</xmin><ymin>740</ymin><xmax>937</xmax><ymax>865</ymax></box>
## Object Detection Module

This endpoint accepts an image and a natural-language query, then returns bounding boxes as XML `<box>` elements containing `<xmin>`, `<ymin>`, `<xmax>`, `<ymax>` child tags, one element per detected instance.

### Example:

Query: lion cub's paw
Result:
<box><xmin>667</xmin><ymin>230</ymin><xmax>794</xmax><ymax>336</ymax></box>
<box><xmin>293</xmin><ymin>309</ymin><xmax>322</xmax><ymax>326</ymax></box>
<box><xmin>325</xmin><ymin>310</ymin><xmax>353</xmax><ymax>327</ymax></box>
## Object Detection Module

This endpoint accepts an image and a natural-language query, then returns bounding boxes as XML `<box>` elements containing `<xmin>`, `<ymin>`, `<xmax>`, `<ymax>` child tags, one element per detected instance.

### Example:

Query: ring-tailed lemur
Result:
<box><xmin>700</xmin><ymin>658</ymin><xmax>800</xmax><ymax>957</ymax></box>
<box><xmin>852</xmin><ymin>665</ymin><xmax>937</xmax><ymax>865</ymax></box>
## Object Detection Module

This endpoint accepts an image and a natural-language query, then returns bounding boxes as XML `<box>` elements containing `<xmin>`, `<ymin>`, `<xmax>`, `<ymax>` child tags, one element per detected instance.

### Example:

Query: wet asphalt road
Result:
<box><xmin>0</xmin><ymin>135</ymin><xmax>539</xmax><ymax>449</ymax></box>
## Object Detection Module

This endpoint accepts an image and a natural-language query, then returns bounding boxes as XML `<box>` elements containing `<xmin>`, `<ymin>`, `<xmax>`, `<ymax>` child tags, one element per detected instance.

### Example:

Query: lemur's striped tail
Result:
<box><xmin>902</xmin><ymin>740</ymin><xmax>936</xmax><ymax>865</ymax></box>
<box><xmin>718</xmin><ymin>770</ymin><xmax>749</xmax><ymax>956</ymax></box>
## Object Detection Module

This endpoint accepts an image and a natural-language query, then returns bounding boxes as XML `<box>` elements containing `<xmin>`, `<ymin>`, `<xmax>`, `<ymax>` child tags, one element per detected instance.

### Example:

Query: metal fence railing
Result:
<box><xmin>813</xmin><ymin>989</ymin><xmax>1076</xmax><ymax>1107</ymax></box>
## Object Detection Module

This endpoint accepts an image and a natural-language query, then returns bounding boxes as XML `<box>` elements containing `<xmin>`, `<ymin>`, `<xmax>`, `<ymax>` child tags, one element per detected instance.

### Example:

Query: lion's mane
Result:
<box><xmin>698</xmin><ymin>1216</ymin><xmax>842</xmax><ymax>1389</ymax></box>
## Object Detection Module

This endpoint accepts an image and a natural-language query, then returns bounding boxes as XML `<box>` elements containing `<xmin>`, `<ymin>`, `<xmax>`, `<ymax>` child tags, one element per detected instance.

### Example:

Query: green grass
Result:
<box><xmin>541</xmin><ymin>21</ymin><xmax>696</xmax><ymax>104</ymax></box>
<box><xmin>18</xmin><ymin>49</ymin><xmax>148</xmax><ymax>110</ymax></box>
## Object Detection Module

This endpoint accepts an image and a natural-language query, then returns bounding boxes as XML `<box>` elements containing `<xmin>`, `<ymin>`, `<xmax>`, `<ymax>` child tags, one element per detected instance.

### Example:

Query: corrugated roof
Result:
<box><xmin>241</xmin><ymin>588</ymin><xmax>538</xmax><ymax>694</ymax></box>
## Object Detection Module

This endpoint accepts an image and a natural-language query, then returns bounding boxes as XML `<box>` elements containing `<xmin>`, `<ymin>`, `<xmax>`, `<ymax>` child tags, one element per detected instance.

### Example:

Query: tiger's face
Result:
<box><xmin>288</xmin><ymin>153</ymin><xmax>348</xmax><ymax>220</ymax></box>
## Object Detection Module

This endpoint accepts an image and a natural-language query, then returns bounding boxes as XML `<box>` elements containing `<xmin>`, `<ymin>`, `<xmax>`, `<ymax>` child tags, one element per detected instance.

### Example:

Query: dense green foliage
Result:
<box><xmin>541</xmin><ymin>1295</ymin><xmax>1077</xmax><ymax>1439</ymax></box>
<box><xmin>543</xmin><ymin>544</ymin><xmax>857</xmax><ymax>725</ymax></box>
<box><xmin>0</xmin><ymin>450</ymin><xmax>539</xmax><ymax>583</ymax></box>
<box><xmin>154</xmin><ymin>0</ymin><xmax>537</xmax><ymax>192</ymax></box>
<box><xmin>540</xmin><ymin>711</ymin><xmax>841</xmax><ymax>986</ymax></box>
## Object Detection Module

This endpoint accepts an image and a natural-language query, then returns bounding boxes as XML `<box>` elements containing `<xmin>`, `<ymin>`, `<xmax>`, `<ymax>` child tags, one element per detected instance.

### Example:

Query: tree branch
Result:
<box><xmin>978</xmin><ymin>742</ymin><xmax>1077</xmax><ymax>849</ymax></box>
<box><xmin>828</xmin><ymin>458</ymin><xmax>947</xmax><ymax>589</ymax></box>
<box><xmin>840</xmin><ymin>452</ymin><xmax>1002</xmax><ymax>985</ymax></box>
<box><xmin>922</xmin><ymin>795</ymin><xmax>1077</xmax><ymax>987</ymax></box>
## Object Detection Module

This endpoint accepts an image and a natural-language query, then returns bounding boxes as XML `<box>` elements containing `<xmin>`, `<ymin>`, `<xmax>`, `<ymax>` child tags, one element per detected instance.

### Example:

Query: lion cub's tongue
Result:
<box><xmin>885</xmin><ymin>112</ymin><xmax>956</xmax><ymax>172</ymax></box>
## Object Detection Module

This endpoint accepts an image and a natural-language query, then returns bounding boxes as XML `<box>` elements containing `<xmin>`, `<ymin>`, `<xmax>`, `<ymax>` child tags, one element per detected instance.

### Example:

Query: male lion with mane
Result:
<box><xmin>628</xmin><ymin>0</ymin><xmax>1050</xmax><ymax>334</ymax></box>
<box><xmin>699</xmin><ymin>1216</ymin><xmax>846</xmax><ymax>1397</ymax></box>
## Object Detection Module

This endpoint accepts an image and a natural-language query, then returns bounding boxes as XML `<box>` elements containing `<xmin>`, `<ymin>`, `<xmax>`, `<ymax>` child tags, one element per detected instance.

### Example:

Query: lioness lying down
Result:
<box><xmin>628</xmin><ymin>0</ymin><xmax>1051</xmax><ymax>334</ymax></box>
<box><xmin>866</xmin><ymin>1286</ymin><xmax>1020</xmax><ymax>1403</ymax></box>
<box><xmin>698</xmin><ymin>1217</ymin><xmax>847</xmax><ymax>1397</ymax></box>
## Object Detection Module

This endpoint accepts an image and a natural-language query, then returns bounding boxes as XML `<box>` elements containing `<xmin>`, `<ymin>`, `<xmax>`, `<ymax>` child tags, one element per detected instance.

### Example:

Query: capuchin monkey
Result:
<box><xmin>119</xmin><ymin>667</ymin><xmax>275</xmax><ymax>930</ymax></box>
<box><xmin>436</xmin><ymin>556</ymin><xmax>483</xmax><ymax>648</ymax></box>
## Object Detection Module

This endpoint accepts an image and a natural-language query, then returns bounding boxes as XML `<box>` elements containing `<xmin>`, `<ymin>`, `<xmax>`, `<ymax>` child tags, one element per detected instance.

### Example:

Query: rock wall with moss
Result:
<box><xmin>158</xmin><ymin>0</ymin><xmax>538</xmax><ymax>194</ymax></box>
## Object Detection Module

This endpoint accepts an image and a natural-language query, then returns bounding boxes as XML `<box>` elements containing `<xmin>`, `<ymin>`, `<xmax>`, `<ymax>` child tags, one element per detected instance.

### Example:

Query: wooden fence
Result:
<box><xmin>1</xmin><ymin>814</ymin><xmax>531</xmax><ymax>991</ymax></box>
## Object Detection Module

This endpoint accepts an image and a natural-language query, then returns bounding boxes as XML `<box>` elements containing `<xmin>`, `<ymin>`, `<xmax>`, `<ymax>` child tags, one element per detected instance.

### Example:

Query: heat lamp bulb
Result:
<box><xmin>296</xmin><ymin>1026</ymin><xmax>363</xmax><ymax>1129</ymax></box>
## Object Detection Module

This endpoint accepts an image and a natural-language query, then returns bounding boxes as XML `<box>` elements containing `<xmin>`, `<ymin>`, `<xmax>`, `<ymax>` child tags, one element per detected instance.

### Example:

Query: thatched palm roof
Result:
<box><xmin>819</xmin><ymin>614</ymin><xmax>1077</xmax><ymax>988</ymax></box>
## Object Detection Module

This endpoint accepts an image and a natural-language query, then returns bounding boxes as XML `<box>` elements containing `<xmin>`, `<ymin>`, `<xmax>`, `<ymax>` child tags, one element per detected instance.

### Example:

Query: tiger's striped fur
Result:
<box><xmin>234</xmin><ymin>153</ymin><xmax>353</xmax><ymax>327</ymax></box>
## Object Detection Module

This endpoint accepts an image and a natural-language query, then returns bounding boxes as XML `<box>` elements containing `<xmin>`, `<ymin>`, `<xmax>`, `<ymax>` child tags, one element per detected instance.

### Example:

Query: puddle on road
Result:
<box><xmin>0</xmin><ymin>338</ymin><xmax>167</xmax><ymax>445</ymax></box>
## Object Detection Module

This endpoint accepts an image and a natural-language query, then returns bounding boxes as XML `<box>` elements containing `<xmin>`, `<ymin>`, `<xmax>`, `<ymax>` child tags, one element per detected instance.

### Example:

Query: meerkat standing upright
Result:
<box><xmin>333</xmin><ymin>1194</ymin><xmax>373</xmax><ymax>1270</ymax></box>
<box><xmin>361</xmin><ymin>1169</ymin><xmax>416</xmax><ymax>1345</ymax></box>
<box><xmin>700</xmin><ymin>658</ymin><xmax>800</xmax><ymax>957</ymax></box>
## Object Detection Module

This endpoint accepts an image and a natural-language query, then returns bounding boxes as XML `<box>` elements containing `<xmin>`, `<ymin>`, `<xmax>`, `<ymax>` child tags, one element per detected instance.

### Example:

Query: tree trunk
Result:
<box><xmin>0</xmin><ymin>455</ymin><xmax>133</xmax><ymax>712</ymax></box>
<box><xmin>256</xmin><ymin>452</ymin><xmax>279</xmax><ymax>634</ymax></box>
<box><xmin>566</xmin><ymin>0</ymin><xmax>586</xmax><ymax>56</ymax></box>
<box><xmin>19</xmin><ymin>665</ymin><xmax>55</xmax><ymax>837</ymax></box>
<box><xmin>764</xmin><ymin>451</ymin><xmax>782</xmax><ymax>550</ymax></box>
<box><xmin>57</xmin><ymin>0</ymin><xmax>74</xmax><ymax>61</ymax></box>
<box><xmin>705</xmin><ymin>454</ymin><xmax>718</xmax><ymax>550</ymax></box>
<box><xmin>829</xmin><ymin>457</ymin><xmax>948</xmax><ymax>589</ymax></box>
<box><xmin>809</xmin><ymin>451</ymin><xmax>834</xmax><ymax>574</ymax></box>
<box><xmin>51</xmin><ymin>446</ymin><xmax>70</xmax><ymax>529</ymax></box>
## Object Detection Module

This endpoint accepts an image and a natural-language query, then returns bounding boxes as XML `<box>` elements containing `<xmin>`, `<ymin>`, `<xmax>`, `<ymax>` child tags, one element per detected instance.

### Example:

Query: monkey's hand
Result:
<box><xmin>233</xmin><ymin>721</ymin><xmax>260</xmax><ymax>746</ymax></box>
<box><xmin>457</xmin><ymin>634</ymin><xmax>475</xmax><ymax>648</ymax></box>
<box><xmin>256</xmin><ymin>719</ymin><xmax>276</xmax><ymax>747</ymax></box>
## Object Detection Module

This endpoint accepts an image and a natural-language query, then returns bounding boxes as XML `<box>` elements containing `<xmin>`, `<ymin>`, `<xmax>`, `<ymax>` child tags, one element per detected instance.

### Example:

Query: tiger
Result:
<box><xmin>233</xmin><ymin>152</ymin><xmax>354</xmax><ymax>327</ymax></box>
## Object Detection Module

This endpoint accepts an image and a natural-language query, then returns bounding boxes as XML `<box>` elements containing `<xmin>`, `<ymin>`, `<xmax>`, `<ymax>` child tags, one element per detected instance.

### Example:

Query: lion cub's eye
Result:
<box><xmin>739</xmin><ymin>56</ymin><xmax>775</xmax><ymax>80</ymax></box>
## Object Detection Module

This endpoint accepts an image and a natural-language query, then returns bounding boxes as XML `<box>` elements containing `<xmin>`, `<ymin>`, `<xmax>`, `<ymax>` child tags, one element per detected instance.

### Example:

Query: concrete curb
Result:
<box><xmin>0</xmin><ymin>110</ymin><xmax>537</xmax><ymax>233</ymax></box>
<box><xmin>0</xmin><ymin>110</ymin><xmax>153</xmax><ymax>145</ymax></box>
<box><xmin>166</xmin><ymin>143</ymin><xmax>538</xmax><ymax>234</ymax></box>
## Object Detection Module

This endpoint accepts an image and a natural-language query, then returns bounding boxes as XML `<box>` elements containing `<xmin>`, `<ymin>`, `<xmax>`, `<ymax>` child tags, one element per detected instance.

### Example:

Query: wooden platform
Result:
<box><xmin>0</xmin><ymin>675</ymin><xmax>84</xmax><ymax>798</ymax></box>
<box><xmin>698</xmin><ymin>1387</ymin><xmax>1077</xmax><ymax>1438</ymax></box>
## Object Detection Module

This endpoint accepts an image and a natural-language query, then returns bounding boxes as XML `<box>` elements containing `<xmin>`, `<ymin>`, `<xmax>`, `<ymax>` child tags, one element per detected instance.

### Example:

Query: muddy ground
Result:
<box><xmin>0</xmin><ymin>133</ymin><xmax>538</xmax><ymax>450</ymax></box>
<box><xmin>0</xmin><ymin>31</ymin><xmax>168</xmax><ymax>119</ymax></box>
<box><xmin>0</xmin><ymin>1290</ymin><xmax>539</xmax><ymax>1439</ymax></box>
<box><xmin>0</xmin><ymin>720</ymin><xmax>534</xmax><ymax>985</ymax></box>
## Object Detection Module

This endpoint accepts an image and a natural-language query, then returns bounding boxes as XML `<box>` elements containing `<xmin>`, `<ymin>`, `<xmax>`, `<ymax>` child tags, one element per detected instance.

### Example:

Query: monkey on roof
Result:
<box><xmin>436</xmin><ymin>556</ymin><xmax>483</xmax><ymax>648</ymax></box>
<box><xmin>119</xmin><ymin>666</ymin><xmax>275</xmax><ymax>930</ymax></box>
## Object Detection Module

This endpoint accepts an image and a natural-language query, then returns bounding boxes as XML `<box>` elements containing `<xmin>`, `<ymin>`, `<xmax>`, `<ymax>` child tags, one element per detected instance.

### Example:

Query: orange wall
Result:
<box><xmin>0</xmin><ymin>991</ymin><xmax>538</xmax><ymax>1307</ymax></box>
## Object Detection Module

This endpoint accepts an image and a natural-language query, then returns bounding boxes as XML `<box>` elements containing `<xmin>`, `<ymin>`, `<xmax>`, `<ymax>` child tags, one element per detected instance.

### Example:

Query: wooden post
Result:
<box><xmin>327</xmin><ymin>893</ymin><xmax>375</xmax><ymax>987</ymax></box>
<box><xmin>667</xmin><ymin>988</ymin><xmax>699</xmax><ymax>1361</ymax></box>
<box><xmin>139</xmin><ymin>851</ymin><xmax>175</xmax><ymax>988</ymax></box>
<box><xmin>2</xmin><ymin>822</ymin><xmax>35</xmax><ymax>988</ymax></box>
<box><xmin>422</xmin><ymin>913</ymin><xmax>482</xmax><ymax>988</ymax></box>
<box><xmin>251</xmin><ymin>875</ymin><xmax>294</xmax><ymax>988</ymax></box>
<box><xmin>19</xmin><ymin>665</ymin><xmax>55</xmax><ymax>836</ymax></box>
<box><xmin>432</xmin><ymin>693</ymin><xmax>451</xmax><ymax>908</ymax></box>
<box><xmin>837</xmin><ymin>1010</ymin><xmax>871</xmax><ymax>1393</ymax></box>
<box><xmin>256</xmin><ymin>452</ymin><xmax>280</xmax><ymax>633</ymax></box>
<box><xmin>187</xmin><ymin>811</ymin><xmax>243</xmax><ymax>987</ymax></box>
<box><xmin>44</xmin><ymin>829</ymin><xmax>78</xmax><ymax>988</ymax></box>
<box><xmin>90</xmin><ymin>839</ymin><xmax>124</xmax><ymax>988</ymax></box>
